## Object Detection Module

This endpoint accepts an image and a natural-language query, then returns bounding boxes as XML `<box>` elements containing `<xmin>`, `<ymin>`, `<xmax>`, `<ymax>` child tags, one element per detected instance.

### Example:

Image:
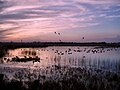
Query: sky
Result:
<box><xmin>0</xmin><ymin>0</ymin><xmax>120</xmax><ymax>42</ymax></box>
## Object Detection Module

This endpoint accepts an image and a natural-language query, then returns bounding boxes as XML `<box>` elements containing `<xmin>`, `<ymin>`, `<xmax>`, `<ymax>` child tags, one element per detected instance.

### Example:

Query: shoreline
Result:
<box><xmin>0</xmin><ymin>42</ymin><xmax>120</xmax><ymax>49</ymax></box>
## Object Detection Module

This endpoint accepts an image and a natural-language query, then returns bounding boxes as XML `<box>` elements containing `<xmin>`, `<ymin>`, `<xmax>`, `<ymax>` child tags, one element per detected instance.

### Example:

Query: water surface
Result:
<box><xmin>1</xmin><ymin>46</ymin><xmax>120</xmax><ymax>72</ymax></box>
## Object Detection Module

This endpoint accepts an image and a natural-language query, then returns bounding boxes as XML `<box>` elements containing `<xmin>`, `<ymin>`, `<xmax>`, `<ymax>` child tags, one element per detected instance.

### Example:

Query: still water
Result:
<box><xmin>1</xmin><ymin>46</ymin><xmax>120</xmax><ymax>72</ymax></box>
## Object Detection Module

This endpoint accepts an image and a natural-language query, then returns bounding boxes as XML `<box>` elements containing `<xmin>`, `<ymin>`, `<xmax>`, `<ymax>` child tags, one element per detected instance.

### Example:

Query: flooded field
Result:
<box><xmin>0</xmin><ymin>46</ymin><xmax>120</xmax><ymax>90</ymax></box>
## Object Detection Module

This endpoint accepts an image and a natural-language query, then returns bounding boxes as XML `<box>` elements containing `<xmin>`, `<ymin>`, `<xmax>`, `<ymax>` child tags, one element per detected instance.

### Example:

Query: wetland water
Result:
<box><xmin>0</xmin><ymin>46</ymin><xmax>120</xmax><ymax>90</ymax></box>
<box><xmin>1</xmin><ymin>46</ymin><xmax>120</xmax><ymax>72</ymax></box>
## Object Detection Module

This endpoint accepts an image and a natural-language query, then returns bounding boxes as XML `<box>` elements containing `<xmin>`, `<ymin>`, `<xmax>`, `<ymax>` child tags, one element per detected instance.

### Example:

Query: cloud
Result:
<box><xmin>0</xmin><ymin>26</ymin><xmax>21</xmax><ymax>40</ymax></box>
<box><xmin>106</xmin><ymin>15</ymin><xmax>120</xmax><ymax>18</ymax></box>
<box><xmin>0</xmin><ymin>0</ymin><xmax>120</xmax><ymax>41</ymax></box>
<box><xmin>99</xmin><ymin>14</ymin><xmax>106</xmax><ymax>17</ymax></box>
<box><xmin>76</xmin><ymin>0</ymin><xmax>120</xmax><ymax>5</ymax></box>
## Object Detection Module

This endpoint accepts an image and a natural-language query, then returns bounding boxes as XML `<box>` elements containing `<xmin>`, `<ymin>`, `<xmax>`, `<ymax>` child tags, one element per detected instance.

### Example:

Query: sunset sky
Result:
<box><xmin>0</xmin><ymin>0</ymin><xmax>120</xmax><ymax>42</ymax></box>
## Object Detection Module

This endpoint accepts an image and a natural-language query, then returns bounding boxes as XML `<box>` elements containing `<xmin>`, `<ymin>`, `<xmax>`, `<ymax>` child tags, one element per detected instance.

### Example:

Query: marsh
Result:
<box><xmin>0</xmin><ymin>46</ymin><xmax>120</xmax><ymax>90</ymax></box>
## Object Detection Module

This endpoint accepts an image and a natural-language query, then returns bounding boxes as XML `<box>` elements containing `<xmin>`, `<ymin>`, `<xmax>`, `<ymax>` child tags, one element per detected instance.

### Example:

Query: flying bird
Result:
<box><xmin>59</xmin><ymin>40</ymin><xmax>61</xmax><ymax>42</ymax></box>
<box><xmin>82</xmin><ymin>37</ymin><xmax>84</xmax><ymax>40</ymax></box>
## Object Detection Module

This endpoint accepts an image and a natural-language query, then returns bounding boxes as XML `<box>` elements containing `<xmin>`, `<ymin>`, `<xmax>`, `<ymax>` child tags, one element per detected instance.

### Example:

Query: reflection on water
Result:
<box><xmin>0</xmin><ymin>46</ymin><xmax>120</xmax><ymax>90</ymax></box>
<box><xmin>1</xmin><ymin>46</ymin><xmax>120</xmax><ymax>72</ymax></box>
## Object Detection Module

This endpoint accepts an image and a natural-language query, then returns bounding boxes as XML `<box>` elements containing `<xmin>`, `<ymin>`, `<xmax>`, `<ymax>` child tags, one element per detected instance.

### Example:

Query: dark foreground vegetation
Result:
<box><xmin>0</xmin><ymin>47</ymin><xmax>7</xmax><ymax>58</ymax></box>
<box><xmin>11</xmin><ymin>56</ymin><xmax>40</xmax><ymax>62</ymax></box>
<box><xmin>0</xmin><ymin>66</ymin><xmax>120</xmax><ymax>90</ymax></box>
